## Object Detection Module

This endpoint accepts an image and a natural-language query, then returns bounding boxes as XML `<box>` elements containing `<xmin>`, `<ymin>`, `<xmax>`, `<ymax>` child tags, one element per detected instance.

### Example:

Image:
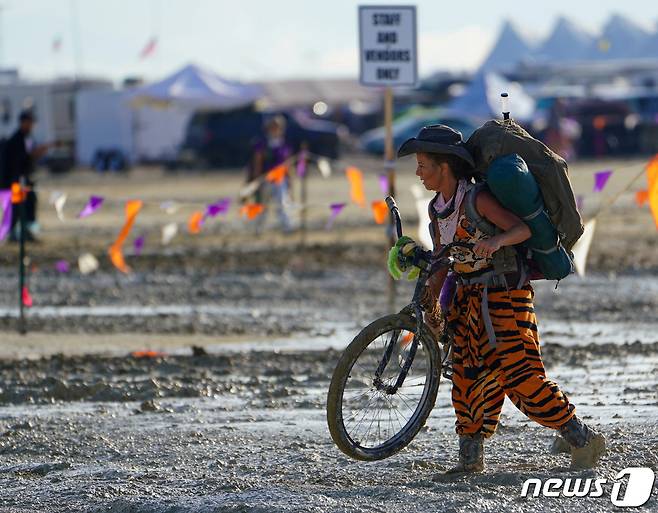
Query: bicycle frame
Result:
<box><xmin>373</xmin><ymin>197</ymin><xmax>472</xmax><ymax>394</ymax></box>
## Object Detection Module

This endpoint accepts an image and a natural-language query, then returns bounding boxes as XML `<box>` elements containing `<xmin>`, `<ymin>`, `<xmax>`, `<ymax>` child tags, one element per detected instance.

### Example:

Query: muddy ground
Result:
<box><xmin>0</xmin><ymin>157</ymin><xmax>657</xmax><ymax>511</ymax></box>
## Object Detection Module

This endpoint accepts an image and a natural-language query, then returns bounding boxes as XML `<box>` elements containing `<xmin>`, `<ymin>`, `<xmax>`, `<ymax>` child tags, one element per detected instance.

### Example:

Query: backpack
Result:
<box><xmin>465</xmin><ymin>118</ymin><xmax>584</xmax><ymax>250</ymax></box>
<box><xmin>463</xmin><ymin>154</ymin><xmax>575</xmax><ymax>281</ymax></box>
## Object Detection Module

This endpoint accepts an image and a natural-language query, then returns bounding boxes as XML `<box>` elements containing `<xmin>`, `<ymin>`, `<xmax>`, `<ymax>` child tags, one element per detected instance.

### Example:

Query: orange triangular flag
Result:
<box><xmin>371</xmin><ymin>200</ymin><xmax>388</xmax><ymax>224</ymax></box>
<box><xmin>10</xmin><ymin>183</ymin><xmax>26</xmax><ymax>204</ymax></box>
<box><xmin>109</xmin><ymin>245</ymin><xmax>128</xmax><ymax>273</ymax></box>
<box><xmin>345</xmin><ymin>167</ymin><xmax>366</xmax><ymax>207</ymax></box>
<box><xmin>109</xmin><ymin>200</ymin><xmax>143</xmax><ymax>273</ymax></box>
<box><xmin>188</xmin><ymin>211</ymin><xmax>204</xmax><ymax>234</ymax></box>
<box><xmin>636</xmin><ymin>190</ymin><xmax>649</xmax><ymax>206</ymax></box>
<box><xmin>646</xmin><ymin>155</ymin><xmax>658</xmax><ymax>229</ymax></box>
<box><xmin>266</xmin><ymin>164</ymin><xmax>288</xmax><ymax>185</ymax></box>
<box><xmin>240</xmin><ymin>203</ymin><xmax>265</xmax><ymax>220</ymax></box>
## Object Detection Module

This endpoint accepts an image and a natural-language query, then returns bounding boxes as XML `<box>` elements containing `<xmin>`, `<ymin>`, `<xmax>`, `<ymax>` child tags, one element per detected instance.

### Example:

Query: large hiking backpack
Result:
<box><xmin>465</xmin><ymin>119</ymin><xmax>584</xmax><ymax>250</ymax></box>
<box><xmin>464</xmin><ymin>154</ymin><xmax>574</xmax><ymax>281</ymax></box>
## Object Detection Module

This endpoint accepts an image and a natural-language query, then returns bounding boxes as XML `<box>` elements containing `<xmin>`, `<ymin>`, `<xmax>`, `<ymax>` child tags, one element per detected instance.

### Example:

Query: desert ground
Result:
<box><xmin>0</xmin><ymin>154</ymin><xmax>656</xmax><ymax>512</ymax></box>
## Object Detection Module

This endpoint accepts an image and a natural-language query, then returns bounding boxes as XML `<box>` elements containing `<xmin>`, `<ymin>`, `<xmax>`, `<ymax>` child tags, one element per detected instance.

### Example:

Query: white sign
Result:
<box><xmin>358</xmin><ymin>5</ymin><xmax>417</xmax><ymax>87</ymax></box>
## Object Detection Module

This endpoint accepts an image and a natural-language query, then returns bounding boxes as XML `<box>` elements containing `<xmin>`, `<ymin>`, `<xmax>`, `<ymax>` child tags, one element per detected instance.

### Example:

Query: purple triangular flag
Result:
<box><xmin>78</xmin><ymin>195</ymin><xmax>104</xmax><ymax>218</ymax></box>
<box><xmin>593</xmin><ymin>170</ymin><xmax>612</xmax><ymax>193</ymax></box>
<box><xmin>378</xmin><ymin>174</ymin><xmax>389</xmax><ymax>195</ymax></box>
<box><xmin>206</xmin><ymin>198</ymin><xmax>232</xmax><ymax>218</ymax></box>
<box><xmin>133</xmin><ymin>235</ymin><xmax>145</xmax><ymax>256</ymax></box>
<box><xmin>296</xmin><ymin>150</ymin><xmax>308</xmax><ymax>178</ymax></box>
<box><xmin>55</xmin><ymin>260</ymin><xmax>70</xmax><ymax>273</ymax></box>
<box><xmin>0</xmin><ymin>190</ymin><xmax>12</xmax><ymax>241</ymax></box>
<box><xmin>326</xmin><ymin>203</ymin><xmax>346</xmax><ymax>230</ymax></box>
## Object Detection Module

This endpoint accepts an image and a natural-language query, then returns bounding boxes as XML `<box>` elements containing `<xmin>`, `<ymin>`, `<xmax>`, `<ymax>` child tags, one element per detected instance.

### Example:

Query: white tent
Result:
<box><xmin>76</xmin><ymin>64</ymin><xmax>264</xmax><ymax>164</ymax></box>
<box><xmin>129</xmin><ymin>63</ymin><xmax>263</xmax><ymax>110</ymax></box>
<box><xmin>448</xmin><ymin>72</ymin><xmax>535</xmax><ymax>122</ymax></box>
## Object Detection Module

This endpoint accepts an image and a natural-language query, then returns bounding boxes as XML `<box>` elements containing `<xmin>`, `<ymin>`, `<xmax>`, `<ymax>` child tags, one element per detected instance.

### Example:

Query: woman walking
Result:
<box><xmin>392</xmin><ymin>124</ymin><xmax>605</xmax><ymax>473</ymax></box>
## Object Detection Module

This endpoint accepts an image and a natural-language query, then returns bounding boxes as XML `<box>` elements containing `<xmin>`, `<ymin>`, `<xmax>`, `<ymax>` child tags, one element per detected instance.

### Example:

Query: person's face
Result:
<box><xmin>20</xmin><ymin>119</ymin><xmax>33</xmax><ymax>134</ymax></box>
<box><xmin>415</xmin><ymin>152</ymin><xmax>449</xmax><ymax>192</ymax></box>
<box><xmin>266</xmin><ymin>123</ymin><xmax>284</xmax><ymax>139</ymax></box>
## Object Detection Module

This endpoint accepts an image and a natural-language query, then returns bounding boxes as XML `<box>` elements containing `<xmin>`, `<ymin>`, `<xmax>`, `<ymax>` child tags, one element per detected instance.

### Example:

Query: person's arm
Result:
<box><xmin>472</xmin><ymin>190</ymin><xmax>531</xmax><ymax>259</ymax></box>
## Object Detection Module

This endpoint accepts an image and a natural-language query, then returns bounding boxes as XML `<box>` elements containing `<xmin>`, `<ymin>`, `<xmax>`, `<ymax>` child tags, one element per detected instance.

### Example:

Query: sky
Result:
<box><xmin>2</xmin><ymin>0</ymin><xmax>657</xmax><ymax>84</ymax></box>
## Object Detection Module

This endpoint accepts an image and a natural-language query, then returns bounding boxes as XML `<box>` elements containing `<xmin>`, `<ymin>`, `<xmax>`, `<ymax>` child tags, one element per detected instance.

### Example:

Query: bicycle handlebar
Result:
<box><xmin>385</xmin><ymin>196</ymin><xmax>403</xmax><ymax>238</ymax></box>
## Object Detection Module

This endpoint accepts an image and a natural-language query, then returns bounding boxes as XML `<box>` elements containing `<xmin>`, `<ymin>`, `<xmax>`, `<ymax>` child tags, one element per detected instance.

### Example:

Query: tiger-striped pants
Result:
<box><xmin>446</xmin><ymin>282</ymin><xmax>575</xmax><ymax>438</ymax></box>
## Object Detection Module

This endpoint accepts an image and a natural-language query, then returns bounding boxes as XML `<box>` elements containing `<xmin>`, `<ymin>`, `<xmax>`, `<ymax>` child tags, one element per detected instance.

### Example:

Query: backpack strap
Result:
<box><xmin>464</xmin><ymin>182</ymin><xmax>521</xmax><ymax>278</ymax></box>
<box><xmin>464</xmin><ymin>183</ymin><xmax>497</xmax><ymax>237</ymax></box>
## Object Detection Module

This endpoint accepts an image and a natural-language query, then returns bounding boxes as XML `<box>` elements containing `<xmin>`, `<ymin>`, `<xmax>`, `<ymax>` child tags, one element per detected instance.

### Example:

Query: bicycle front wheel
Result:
<box><xmin>326</xmin><ymin>313</ymin><xmax>441</xmax><ymax>461</ymax></box>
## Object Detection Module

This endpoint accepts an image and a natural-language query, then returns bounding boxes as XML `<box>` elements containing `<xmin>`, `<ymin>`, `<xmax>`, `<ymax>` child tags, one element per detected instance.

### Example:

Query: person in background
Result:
<box><xmin>1</xmin><ymin>110</ymin><xmax>49</xmax><ymax>242</ymax></box>
<box><xmin>248</xmin><ymin>115</ymin><xmax>295</xmax><ymax>233</ymax></box>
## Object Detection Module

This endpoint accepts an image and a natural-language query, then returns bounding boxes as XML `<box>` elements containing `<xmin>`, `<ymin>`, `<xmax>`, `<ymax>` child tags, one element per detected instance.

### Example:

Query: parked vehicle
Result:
<box><xmin>358</xmin><ymin>109</ymin><xmax>480</xmax><ymax>155</ymax></box>
<box><xmin>176</xmin><ymin>106</ymin><xmax>341</xmax><ymax>169</ymax></box>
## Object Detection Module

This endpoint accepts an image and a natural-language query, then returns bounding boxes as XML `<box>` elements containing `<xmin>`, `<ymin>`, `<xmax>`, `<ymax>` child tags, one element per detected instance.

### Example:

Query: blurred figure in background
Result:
<box><xmin>248</xmin><ymin>115</ymin><xmax>295</xmax><ymax>233</ymax></box>
<box><xmin>1</xmin><ymin>110</ymin><xmax>49</xmax><ymax>242</ymax></box>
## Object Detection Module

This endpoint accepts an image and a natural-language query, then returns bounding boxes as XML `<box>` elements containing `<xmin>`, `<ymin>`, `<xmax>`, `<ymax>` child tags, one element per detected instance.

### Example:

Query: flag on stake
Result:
<box><xmin>415</xmin><ymin>197</ymin><xmax>433</xmax><ymax>250</ymax></box>
<box><xmin>55</xmin><ymin>260</ymin><xmax>70</xmax><ymax>273</ymax></box>
<box><xmin>317</xmin><ymin>158</ymin><xmax>332</xmax><ymax>178</ymax></box>
<box><xmin>371</xmin><ymin>200</ymin><xmax>388</xmax><ymax>224</ymax></box>
<box><xmin>22</xmin><ymin>286</ymin><xmax>33</xmax><ymax>308</ymax></box>
<box><xmin>593</xmin><ymin>170</ymin><xmax>612</xmax><ymax>192</ymax></box>
<box><xmin>206</xmin><ymin>198</ymin><xmax>231</xmax><ymax>217</ymax></box>
<box><xmin>11</xmin><ymin>183</ymin><xmax>25</xmax><ymax>204</ymax></box>
<box><xmin>78</xmin><ymin>253</ymin><xmax>99</xmax><ymax>275</ymax></box>
<box><xmin>378</xmin><ymin>174</ymin><xmax>389</xmax><ymax>195</ymax></box>
<box><xmin>296</xmin><ymin>150</ymin><xmax>308</xmax><ymax>178</ymax></box>
<box><xmin>325</xmin><ymin>203</ymin><xmax>346</xmax><ymax>230</ymax></box>
<box><xmin>571</xmin><ymin>219</ymin><xmax>597</xmax><ymax>276</ymax></box>
<box><xmin>240</xmin><ymin>203</ymin><xmax>265</xmax><ymax>220</ymax></box>
<box><xmin>345</xmin><ymin>167</ymin><xmax>366</xmax><ymax>207</ymax></box>
<box><xmin>77</xmin><ymin>195</ymin><xmax>104</xmax><ymax>218</ymax></box>
<box><xmin>266</xmin><ymin>164</ymin><xmax>288</xmax><ymax>185</ymax></box>
<box><xmin>636</xmin><ymin>190</ymin><xmax>649</xmax><ymax>206</ymax></box>
<box><xmin>0</xmin><ymin>190</ymin><xmax>12</xmax><ymax>241</ymax></box>
<box><xmin>54</xmin><ymin>193</ymin><xmax>67</xmax><ymax>221</ymax></box>
<box><xmin>161</xmin><ymin>223</ymin><xmax>178</xmax><ymax>245</ymax></box>
<box><xmin>188</xmin><ymin>211</ymin><xmax>204</xmax><ymax>234</ymax></box>
<box><xmin>133</xmin><ymin>235</ymin><xmax>145</xmax><ymax>255</ymax></box>
<box><xmin>645</xmin><ymin>154</ymin><xmax>658</xmax><ymax>229</ymax></box>
<box><xmin>109</xmin><ymin>200</ymin><xmax>143</xmax><ymax>273</ymax></box>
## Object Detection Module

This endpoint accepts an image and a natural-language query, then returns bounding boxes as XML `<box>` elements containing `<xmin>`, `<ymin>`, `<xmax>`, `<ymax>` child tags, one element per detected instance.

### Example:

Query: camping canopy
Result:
<box><xmin>448</xmin><ymin>72</ymin><xmax>535</xmax><ymax>122</ymax></box>
<box><xmin>129</xmin><ymin>63</ymin><xmax>263</xmax><ymax>110</ymax></box>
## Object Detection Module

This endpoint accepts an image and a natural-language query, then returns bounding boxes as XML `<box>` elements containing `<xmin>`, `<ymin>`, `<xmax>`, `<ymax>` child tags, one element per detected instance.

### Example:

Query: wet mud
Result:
<box><xmin>0</xmin><ymin>340</ymin><xmax>657</xmax><ymax>512</ymax></box>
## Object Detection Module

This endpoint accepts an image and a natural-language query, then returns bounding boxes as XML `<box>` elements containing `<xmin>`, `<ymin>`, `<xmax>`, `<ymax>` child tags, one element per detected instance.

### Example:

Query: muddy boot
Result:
<box><xmin>445</xmin><ymin>434</ymin><xmax>484</xmax><ymax>474</ymax></box>
<box><xmin>549</xmin><ymin>434</ymin><xmax>571</xmax><ymax>454</ymax></box>
<box><xmin>558</xmin><ymin>416</ymin><xmax>606</xmax><ymax>469</ymax></box>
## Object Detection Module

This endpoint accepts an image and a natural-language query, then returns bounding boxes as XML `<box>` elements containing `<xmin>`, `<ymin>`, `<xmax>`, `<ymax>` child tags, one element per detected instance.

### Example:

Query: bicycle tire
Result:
<box><xmin>326</xmin><ymin>313</ymin><xmax>441</xmax><ymax>461</ymax></box>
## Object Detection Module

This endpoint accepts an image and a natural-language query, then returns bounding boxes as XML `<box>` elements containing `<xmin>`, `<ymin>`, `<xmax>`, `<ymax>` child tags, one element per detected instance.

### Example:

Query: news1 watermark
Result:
<box><xmin>521</xmin><ymin>467</ymin><xmax>655</xmax><ymax>507</ymax></box>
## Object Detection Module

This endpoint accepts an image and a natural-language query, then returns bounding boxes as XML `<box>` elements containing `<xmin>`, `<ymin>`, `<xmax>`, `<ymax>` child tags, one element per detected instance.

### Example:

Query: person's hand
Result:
<box><xmin>387</xmin><ymin>236</ymin><xmax>418</xmax><ymax>280</ymax></box>
<box><xmin>473</xmin><ymin>236</ymin><xmax>501</xmax><ymax>259</ymax></box>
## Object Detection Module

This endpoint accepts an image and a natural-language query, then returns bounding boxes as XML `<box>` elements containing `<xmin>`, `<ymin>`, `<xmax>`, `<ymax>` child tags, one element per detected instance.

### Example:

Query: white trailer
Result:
<box><xmin>0</xmin><ymin>75</ymin><xmax>111</xmax><ymax>171</ymax></box>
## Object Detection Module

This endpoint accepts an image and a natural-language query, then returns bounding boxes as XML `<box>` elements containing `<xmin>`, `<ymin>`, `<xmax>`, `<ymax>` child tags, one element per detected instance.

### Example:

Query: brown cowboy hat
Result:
<box><xmin>397</xmin><ymin>124</ymin><xmax>474</xmax><ymax>167</ymax></box>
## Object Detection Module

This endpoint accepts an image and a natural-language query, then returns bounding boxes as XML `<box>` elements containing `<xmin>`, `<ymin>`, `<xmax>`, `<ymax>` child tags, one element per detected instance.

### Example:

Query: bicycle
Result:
<box><xmin>326</xmin><ymin>196</ymin><xmax>473</xmax><ymax>461</ymax></box>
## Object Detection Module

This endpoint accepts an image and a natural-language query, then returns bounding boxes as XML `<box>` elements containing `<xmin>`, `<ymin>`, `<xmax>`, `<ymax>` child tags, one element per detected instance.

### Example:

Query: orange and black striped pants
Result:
<box><xmin>446</xmin><ymin>282</ymin><xmax>575</xmax><ymax>438</ymax></box>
